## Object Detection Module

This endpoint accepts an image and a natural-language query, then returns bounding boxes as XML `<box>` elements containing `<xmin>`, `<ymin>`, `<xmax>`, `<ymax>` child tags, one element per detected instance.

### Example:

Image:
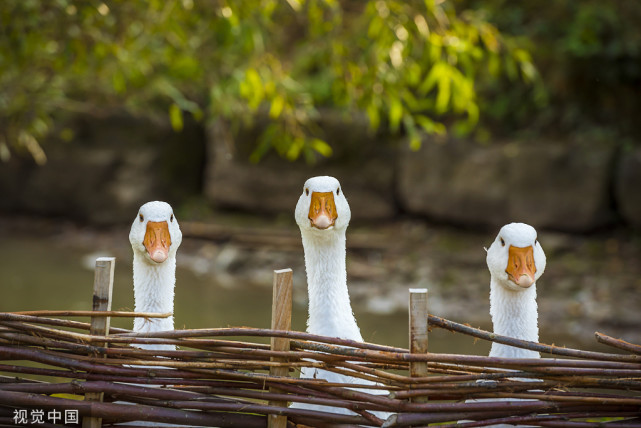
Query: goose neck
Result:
<box><xmin>132</xmin><ymin>252</ymin><xmax>176</xmax><ymax>333</ymax></box>
<box><xmin>489</xmin><ymin>277</ymin><xmax>539</xmax><ymax>358</ymax></box>
<box><xmin>301</xmin><ymin>230</ymin><xmax>362</xmax><ymax>341</ymax></box>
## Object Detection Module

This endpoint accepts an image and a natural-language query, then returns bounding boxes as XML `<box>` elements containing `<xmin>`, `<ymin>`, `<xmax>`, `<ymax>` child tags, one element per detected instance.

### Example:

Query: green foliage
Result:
<box><xmin>0</xmin><ymin>0</ymin><xmax>535</xmax><ymax>163</ymax></box>
<box><xmin>464</xmin><ymin>0</ymin><xmax>641</xmax><ymax>140</ymax></box>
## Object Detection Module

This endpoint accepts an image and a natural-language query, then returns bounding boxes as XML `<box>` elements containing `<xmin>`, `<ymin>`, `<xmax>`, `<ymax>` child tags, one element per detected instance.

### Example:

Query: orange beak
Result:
<box><xmin>506</xmin><ymin>245</ymin><xmax>536</xmax><ymax>288</ymax></box>
<box><xmin>143</xmin><ymin>221</ymin><xmax>171</xmax><ymax>263</ymax></box>
<box><xmin>308</xmin><ymin>192</ymin><xmax>338</xmax><ymax>230</ymax></box>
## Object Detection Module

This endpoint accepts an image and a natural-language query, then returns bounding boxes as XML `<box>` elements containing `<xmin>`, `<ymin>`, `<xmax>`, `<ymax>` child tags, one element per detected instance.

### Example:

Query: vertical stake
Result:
<box><xmin>83</xmin><ymin>257</ymin><xmax>115</xmax><ymax>428</ymax></box>
<box><xmin>409</xmin><ymin>288</ymin><xmax>429</xmax><ymax>404</ymax></box>
<box><xmin>268</xmin><ymin>268</ymin><xmax>293</xmax><ymax>428</ymax></box>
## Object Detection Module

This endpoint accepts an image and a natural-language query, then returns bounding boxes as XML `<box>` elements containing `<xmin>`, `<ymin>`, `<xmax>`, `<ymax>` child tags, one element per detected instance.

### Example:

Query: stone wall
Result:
<box><xmin>2</xmin><ymin>112</ymin><xmax>640</xmax><ymax>231</ymax></box>
<box><xmin>204</xmin><ymin>115</ymin><xmax>397</xmax><ymax>220</ymax></box>
<box><xmin>396</xmin><ymin>137</ymin><xmax>619</xmax><ymax>231</ymax></box>
<box><xmin>205</xmin><ymin>118</ymin><xmax>639</xmax><ymax>232</ymax></box>
<box><xmin>0</xmin><ymin>113</ymin><xmax>205</xmax><ymax>224</ymax></box>
<box><xmin>616</xmin><ymin>146</ymin><xmax>641</xmax><ymax>230</ymax></box>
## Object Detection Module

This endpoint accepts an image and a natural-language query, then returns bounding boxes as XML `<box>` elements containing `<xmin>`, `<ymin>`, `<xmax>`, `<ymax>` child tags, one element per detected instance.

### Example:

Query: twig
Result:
<box><xmin>595</xmin><ymin>331</ymin><xmax>641</xmax><ymax>355</ymax></box>
<box><xmin>10</xmin><ymin>310</ymin><xmax>172</xmax><ymax>318</ymax></box>
<box><xmin>0</xmin><ymin>311</ymin><xmax>639</xmax><ymax>426</ymax></box>
<box><xmin>428</xmin><ymin>314</ymin><xmax>641</xmax><ymax>363</ymax></box>
<box><xmin>0</xmin><ymin>389</ymin><xmax>265</xmax><ymax>427</ymax></box>
<box><xmin>0</xmin><ymin>312</ymin><xmax>131</xmax><ymax>333</ymax></box>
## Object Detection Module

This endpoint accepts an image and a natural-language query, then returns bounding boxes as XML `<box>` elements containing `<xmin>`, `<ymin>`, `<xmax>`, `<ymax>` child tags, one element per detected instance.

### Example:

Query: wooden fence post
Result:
<box><xmin>409</xmin><ymin>288</ymin><xmax>428</xmax><ymax>404</ymax></box>
<box><xmin>82</xmin><ymin>257</ymin><xmax>115</xmax><ymax>428</ymax></box>
<box><xmin>268</xmin><ymin>268</ymin><xmax>293</xmax><ymax>428</ymax></box>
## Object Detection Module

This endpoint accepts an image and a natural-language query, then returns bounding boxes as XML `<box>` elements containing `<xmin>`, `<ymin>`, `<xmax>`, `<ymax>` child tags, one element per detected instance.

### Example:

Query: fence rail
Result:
<box><xmin>0</xmin><ymin>261</ymin><xmax>639</xmax><ymax>427</ymax></box>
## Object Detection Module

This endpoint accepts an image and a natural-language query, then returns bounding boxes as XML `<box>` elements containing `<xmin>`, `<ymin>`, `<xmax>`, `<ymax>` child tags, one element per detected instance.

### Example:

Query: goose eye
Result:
<box><xmin>170</xmin><ymin>214</ymin><xmax>174</xmax><ymax>222</ymax></box>
<box><xmin>139</xmin><ymin>214</ymin><xmax>144</xmax><ymax>222</ymax></box>
<box><xmin>336</xmin><ymin>187</ymin><xmax>340</xmax><ymax>196</ymax></box>
<box><xmin>305</xmin><ymin>188</ymin><xmax>309</xmax><ymax>196</ymax></box>
<box><xmin>500</xmin><ymin>237</ymin><xmax>505</xmax><ymax>246</ymax></box>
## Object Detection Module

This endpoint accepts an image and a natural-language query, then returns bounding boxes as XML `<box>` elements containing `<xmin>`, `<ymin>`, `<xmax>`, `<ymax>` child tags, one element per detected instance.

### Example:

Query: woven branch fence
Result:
<box><xmin>0</xmin><ymin>258</ymin><xmax>639</xmax><ymax>427</ymax></box>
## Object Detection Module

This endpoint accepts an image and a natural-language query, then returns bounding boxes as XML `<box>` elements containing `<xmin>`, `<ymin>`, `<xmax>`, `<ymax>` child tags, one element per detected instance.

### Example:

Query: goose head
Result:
<box><xmin>486</xmin><ymin>223</ymin><xmax>546</xmax><ymax>291</ymax></box>
<box><xmin>129</xmin><ymin>201</ymin><xmax>182</xmax><ymax>264</ymax></box>
<box><xmin>295</xmin><ymin>176</ymin><xmax>351</xmax><ymax>235</ymax></box>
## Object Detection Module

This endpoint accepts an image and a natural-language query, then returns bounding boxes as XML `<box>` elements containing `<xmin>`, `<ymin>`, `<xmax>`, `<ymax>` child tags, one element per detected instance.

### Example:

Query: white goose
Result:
<box><xmin>486</xmin><ymin>222</ymin><xmax>546</xmax><ymax>359</ymax></box>
<box><xmin>129</xmin><ymin>201</ymin><xmax>182</xmax><ymax>351</ymax></box>
<box><xmin>121</xmin><ymin>202</ymin><xmax>184</xmax><ymax>426</ymax></box>
<box><xmin>460</xmin><ymin>224</ymin><xmax>547</xmax><ymax>427</ymax></box>
<box><xmin>294</xmin><ymin>176</ymin><xmax>361</xmax><ymax>341</ymax></box>
<box><xmin>292</xmin><ymin>176</ymin><xmax>389</xmax><ymax>418</ymax></box>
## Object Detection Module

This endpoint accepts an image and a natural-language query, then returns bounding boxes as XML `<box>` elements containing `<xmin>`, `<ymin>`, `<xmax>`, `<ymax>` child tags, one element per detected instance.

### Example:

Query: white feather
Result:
<box><xmin>129</xmin><ymin>201</ymin><xmax>182</xmax><ymax>350</ymax></box>
<box><xmin>123</xmin><ymin>202</ymin><xmax>185</xmax><ymax>426</ymax></box>
<box><xmin>292</xmin><ymin>177</ymin><xmax>390</xmax><ymax>419</ymax></box>
<box><xmin>486</xmin><ymin>222</ymin><xmax>545</xmax><ymax>359</ymax></box>
<box><xmin>465</xmin><ymin>223</ymin><xmax>547</xmax><ymax>428</ymax></box>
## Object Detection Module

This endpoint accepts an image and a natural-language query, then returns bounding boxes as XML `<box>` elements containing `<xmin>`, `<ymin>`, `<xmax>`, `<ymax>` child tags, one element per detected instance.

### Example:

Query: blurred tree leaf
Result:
<box><xmin>309</xmin><ymin>138</ymin><xmax>333</xmax><ymax>158</ymax></box>
<box><xmin>463</xmin><ymin>0</ymin><xmax>641</xmax><ymax>140</ymax></box>
<box><xmin>0</xmin><ymin>0</ymin><xmax>537</xmax><ymax>163</ymax></box>
<box><xmin>169</xmin><ymin>103</ymin><xmax>184</xmax><ymax>132</ymax></box>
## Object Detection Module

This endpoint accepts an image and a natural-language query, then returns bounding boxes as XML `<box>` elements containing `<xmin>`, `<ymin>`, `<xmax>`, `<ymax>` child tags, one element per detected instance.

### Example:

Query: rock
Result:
<box><xmin>0</xmin><ymin>113</ymin><xmax>205</xmax><ymax>223</ymax></box>
<box><xmin>397</xmin><ymin>136</ymin><xmax>617</xmax><ymax>232</ymax></box>
<box><xmin>2</xmin><ymin>108</ymin><xmax>630</xmax><ymax>233</ymax></box>
<box><xmin>204</xmin><ymin>114</ymin><xmax>397</xmax><ymax>220</ymax></box>
<box><xmin>615</xmin><ymin>146</ymin><xmax>641</xmax><ymax>229</ymax></box>
<box><xmin>0</xmin><ymin>146</ymin><xmax>121</xmax><ymax>222</ymax></box>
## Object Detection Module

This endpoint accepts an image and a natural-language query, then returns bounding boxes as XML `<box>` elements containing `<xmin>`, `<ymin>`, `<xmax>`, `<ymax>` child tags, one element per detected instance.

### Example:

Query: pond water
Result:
<box><xmin>1</xmin><ymin>230</ymin><xmax>617</xmax><ymax>355</ymax></box>
<box><xmin>0</xmin><ymin>234</ymin><xmax>492</xmax><ymax>354</ymax></box>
